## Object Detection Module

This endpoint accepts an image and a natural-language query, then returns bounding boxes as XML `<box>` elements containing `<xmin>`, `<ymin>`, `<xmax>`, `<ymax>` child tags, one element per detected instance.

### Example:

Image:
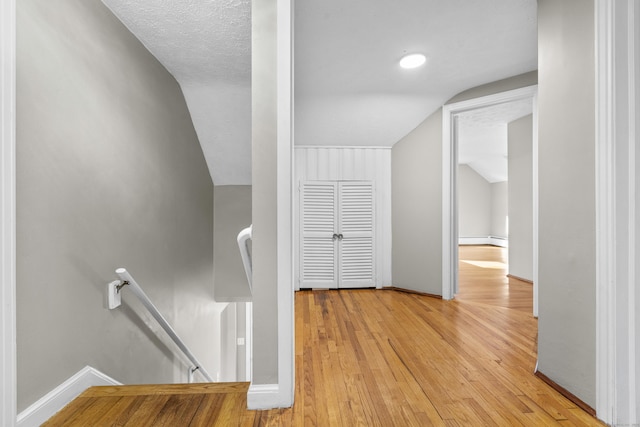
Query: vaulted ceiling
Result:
<box><xmin>459</xmin><ymin>98</ymin><xmax>533</xmax><ymax>183</ymax></box>
<box><xmin>101</xmin><ymin>0</ymin><xmax>537</xmax><ymax>185</ymax></box>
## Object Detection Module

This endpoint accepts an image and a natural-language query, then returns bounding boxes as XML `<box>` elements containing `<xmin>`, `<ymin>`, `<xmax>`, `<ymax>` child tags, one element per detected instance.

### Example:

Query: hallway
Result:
<box><xmin>45</xmin><ymin>246</ymin><xmax>603</xmax><ymax>425</ymax></box>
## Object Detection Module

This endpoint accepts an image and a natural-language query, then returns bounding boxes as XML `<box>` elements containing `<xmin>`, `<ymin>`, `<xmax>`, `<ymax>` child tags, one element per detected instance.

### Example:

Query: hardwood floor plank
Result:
<box><xmin>121</xmin><ymin>395</ymin><xmax>172</xmax><ymax>427</ymax></box>
<box><xmin>152</xmin><ymin>394</ymin><xmax>205</xmax><ymax>426</ymax></box>
<box><xmin>187</xmin><ymin>394</ymin><xmax>225</xmax><ymax>426</ymax></box>
<box><xmin>46</xmin><ymin>396</ymin><xmax>126</xmax><ymax>427</ymax></box>
<box><xmin>41</xmin><ymin>397</ymin><xmax>94</xmax><ymax>426</ymax></box>
<box><xmin>95</xmin><ymin>395</ymin><xmax>147</xmax><ymax>426</ymax></box>
<box><xmin>211</xmin><ymin>392</ymin><xmax>249</xmax><ymax>426</ymax></box>
<box><xmin>67</xmin><ymin>397</ymin><xmax>123</xmax><ymax>427</ymax></box>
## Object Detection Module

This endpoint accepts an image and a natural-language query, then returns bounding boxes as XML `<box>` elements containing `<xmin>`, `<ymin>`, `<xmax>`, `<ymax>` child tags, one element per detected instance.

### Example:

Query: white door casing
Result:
<box><xmin>595</xmin><ymin>0</ymin><xmax>640</xmax><ymax>424</ymax></box>
<box><xmin>442</xmin><ymin>85</ymin><xmax>539</xmax><ymax>315</ymax></box>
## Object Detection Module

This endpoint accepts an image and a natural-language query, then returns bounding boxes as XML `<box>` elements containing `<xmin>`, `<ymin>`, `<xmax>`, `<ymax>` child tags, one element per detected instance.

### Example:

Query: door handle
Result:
<box><xmin>332</xmin><ymin>233</ymin><xmax>339</xmax><ymax>241</ymax></box>
<box><xmin>338</xmin><ymin>234</ymin><xmax>344</xmax><ymax>240</ymax></box>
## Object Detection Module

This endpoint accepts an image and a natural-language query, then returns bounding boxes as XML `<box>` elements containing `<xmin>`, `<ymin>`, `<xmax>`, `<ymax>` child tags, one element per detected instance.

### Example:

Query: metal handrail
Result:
<box><xmin>114</xmin><ymin>268</ymin><xmax>213</xmax><ymax>382</ymax></box>
<box><xmin>237</xmin><ymin>225</ymin><xmax>253</xmax><ymax>292</ymax></box>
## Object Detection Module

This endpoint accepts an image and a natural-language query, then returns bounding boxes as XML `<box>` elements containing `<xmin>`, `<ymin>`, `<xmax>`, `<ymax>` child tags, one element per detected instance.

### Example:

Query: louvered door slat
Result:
<box><xmin>300</xmin><ymin>182</ymin><xmax>338</xmax><ymax>288</ymax></box>
<box><xmin>338</xmin><ymin>182</ymin><xmax>375</xmax><ymax>288</ymax></box>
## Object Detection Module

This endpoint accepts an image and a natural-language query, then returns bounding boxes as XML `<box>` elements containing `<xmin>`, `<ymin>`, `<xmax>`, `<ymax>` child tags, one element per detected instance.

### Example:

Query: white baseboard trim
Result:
<box><xmin>459</xmin><ymin>237</ymin><xmax>491</xmax><ymax>245</ymax></box>
<box><xmin>17</xmin><ymin>366</ymin><xmax>121</xmax><ymax>427</ymax></box>
<box><xmin>459</xmin><ymin>237</ymin><xmax>508</xmax><ymax>247</ymax></box>
<box><xmin>488</xmin><ymin>237</ymin><xmax>508</xmax><ymax>247</ymax></box>
<box><xmin>247</xmin><ymin>383</ymin><xmax>284</xmax><ymax>410</ymax></box>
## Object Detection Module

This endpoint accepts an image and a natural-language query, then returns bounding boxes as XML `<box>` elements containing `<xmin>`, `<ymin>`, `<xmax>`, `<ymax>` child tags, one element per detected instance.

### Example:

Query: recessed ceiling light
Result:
<box><xmin>399</xmin><ymin>53</ymin><xmax>426</xmax><ymax>69</ymax></box>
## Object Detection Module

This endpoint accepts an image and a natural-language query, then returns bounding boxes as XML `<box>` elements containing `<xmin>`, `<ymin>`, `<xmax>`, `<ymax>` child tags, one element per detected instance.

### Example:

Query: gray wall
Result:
<box><xmin>537</xmin><ymin>0</ymin><xmax>596</xmax><ymax>407</ymax></box>
<box><xmin>447</xmin><ymin>71</ymin><xmax>538</xmax><ymax>104</ymax></box>
<box><xmin>391</xmin><ymin>110</ymin><xmax>442</xmax><ymax>294</ymax></box>
<box><xmin>458</xmin><ymin>166</ymin><xmax>508</xmax><ymax>241</ymax></box>
<box><xmin>16</xmin><ymin>0</ymin><xmax>214</xmax><ymax>411</ymax></box>
<box><xmin>251</xmin><ymin>0</ymin><xmax>279</xmax><ymax>385</ymax></box>
<box><xmin>490</xmin><ymin>181</ymin><xmax>508</xmax><ymax>239</ymax></box>
<box><xmin>214</xmin><ymin>185</ymin><xmax>252</xmax><ymax>301</ymax></box>
<box><xmin>458</xmin><ymin>165</ymin><xmax>491</xmax><ymax>238</ymax></box>
<box><xmin>391</xmin><ymin>72</ymin><xmax>537</xmax><ymax>295</ymax></box>
<box><xmin>508</xmin><ymin>115</ymin><xmax>533</xmax><ymax>280</ymax></box>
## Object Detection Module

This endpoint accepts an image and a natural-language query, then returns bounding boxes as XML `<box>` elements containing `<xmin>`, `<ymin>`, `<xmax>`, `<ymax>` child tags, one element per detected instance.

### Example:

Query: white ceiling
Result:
<box><xmin>294</xmin><ymin>0</ymin><xmax>537</xmax><ymax>148</ymax></box>
<box><xmin>101</xmin><ymin>0</ymin><xmax>537</xmax><ymax>185</ymax></box>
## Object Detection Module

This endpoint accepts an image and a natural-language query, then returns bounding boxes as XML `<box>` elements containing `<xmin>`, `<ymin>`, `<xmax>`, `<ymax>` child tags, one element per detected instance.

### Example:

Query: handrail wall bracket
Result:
<box><xmin>115</xmin><ymin>280</ymin><xmax>129</xmax><ymax>293</ymax></box>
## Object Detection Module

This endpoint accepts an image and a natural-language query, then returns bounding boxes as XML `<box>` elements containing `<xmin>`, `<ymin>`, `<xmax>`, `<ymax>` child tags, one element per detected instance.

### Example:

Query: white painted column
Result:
<box><xmin>247</xmin><ymin>0</ymin><xmax>294</xmax><ymax>409</ymax></box>
<box><xmin>0</xmin><ymin>0</ymin><xmax>17</xmax><ymax>424</ymax></box>
<box><xmin>276</xmin><ymin>0</ymin><xmax>295</xmax><ymax>408</ymax></box>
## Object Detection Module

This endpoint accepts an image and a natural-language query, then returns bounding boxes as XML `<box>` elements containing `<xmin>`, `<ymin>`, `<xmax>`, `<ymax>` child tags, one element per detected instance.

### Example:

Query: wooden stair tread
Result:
<box><xmin>81</xmin><ymin>382</ymin><xmax>250</xmax><ymax>397</ymax></box>
<box><xmin>44</xmin><ymin>383</ymin><xmax>252</xmax><ymax>427</ymax></box>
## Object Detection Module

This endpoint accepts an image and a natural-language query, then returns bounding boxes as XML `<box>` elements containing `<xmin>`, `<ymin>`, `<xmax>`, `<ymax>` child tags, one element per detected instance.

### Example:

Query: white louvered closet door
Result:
<box><xmin>338</xmin><ymin>182</ymin><xmax>375</xmax><ymax>288</ymax></box>
<box><xmin>300</xmin><ymin>182</ymin><xmax>339</xmax><ymax>289</ymax></box>
<box><xmin>300</xmin><ymin>181</ymin><xmax>375</xmax><ymax>289</ymax></box>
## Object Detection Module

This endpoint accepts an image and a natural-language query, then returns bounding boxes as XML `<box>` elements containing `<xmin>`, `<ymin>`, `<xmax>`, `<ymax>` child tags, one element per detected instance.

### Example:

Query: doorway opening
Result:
<box><xmin>442</xmin><ymin>85</ymin><xmax>539</xmax><ymax>316</ymax></box>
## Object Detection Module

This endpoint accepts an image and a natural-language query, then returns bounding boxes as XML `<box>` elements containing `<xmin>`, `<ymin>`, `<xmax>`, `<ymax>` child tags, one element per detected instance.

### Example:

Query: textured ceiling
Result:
<box><xmin>101</xmin><ymin>0</ymin><xmax>537</xmax><ymax>185</ymax></box>
<box><xmin>101</xmin><ymin>0</ymin><xmax>251</xmax><ymax>185</ymax></box>
<box><xmin>102</xmin><ymin>0</ymin><xmax>250</xmax><ymax>83</ymax></box>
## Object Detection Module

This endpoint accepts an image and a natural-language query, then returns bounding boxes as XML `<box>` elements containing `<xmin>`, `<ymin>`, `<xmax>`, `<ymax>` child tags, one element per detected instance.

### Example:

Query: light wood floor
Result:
<box><xmin>45</xmin><ymin>245</ymin><xmax>603</xmax><ymax>426</ymax></box>
<box><xmin>457</xmin><ymin>245</ymin><xmax>533</xmax><ymax>312</ymax></box>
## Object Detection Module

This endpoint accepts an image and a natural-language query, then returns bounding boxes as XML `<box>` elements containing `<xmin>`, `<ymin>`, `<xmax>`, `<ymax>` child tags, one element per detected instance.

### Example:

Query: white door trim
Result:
<box><xmin>595</xmin><ymin>0</ymin><xmax>638</xmax><ymax>424</ymax></box>
<box><xmin>1</xmin><ymin>0</ymin><xmax>17</xmax><ymax>423</ymax></box>
<box><xmin>531</xmin><ymin>91</ymin><xmax>539</xmax><ymax>317</ymax></box>
<box><xmin>595</xmin><ymin>2</ymin><xmax>616</xmax><ymax>422</ymax></box>
<box><xmin>442</xmin><ymin>85</ymin><xmax>539</xmax><ymax>309</ymax></box>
